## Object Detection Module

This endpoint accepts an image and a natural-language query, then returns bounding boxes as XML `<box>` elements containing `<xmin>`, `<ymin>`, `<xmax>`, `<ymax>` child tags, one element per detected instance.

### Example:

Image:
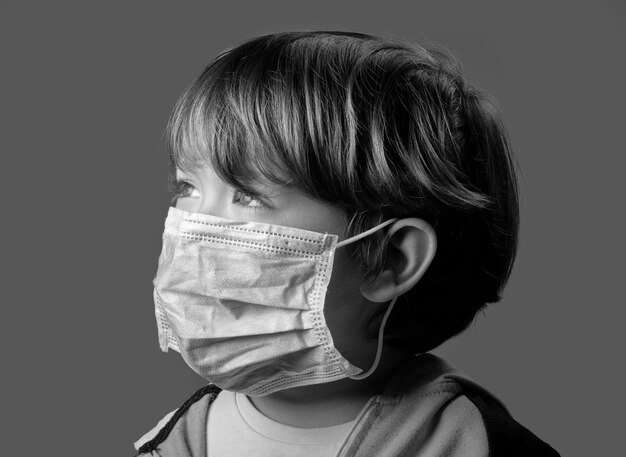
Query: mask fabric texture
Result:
<box><xmin>153</xmin><ymin>206</ymin><xmax>397</xmax><ymax>396</ymax></box>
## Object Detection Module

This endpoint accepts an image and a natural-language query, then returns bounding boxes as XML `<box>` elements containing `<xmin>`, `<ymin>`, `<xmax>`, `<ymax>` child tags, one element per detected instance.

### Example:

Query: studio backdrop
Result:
<box><xmin>1</xmin><ymin>1</ymin><xmax>624</xmax><ymax>456</ymax></box>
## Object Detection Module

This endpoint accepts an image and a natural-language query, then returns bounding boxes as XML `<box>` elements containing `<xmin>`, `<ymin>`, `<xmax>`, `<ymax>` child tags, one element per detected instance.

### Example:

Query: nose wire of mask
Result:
<box><xmin>335</xmin><ymin>218</ymin><xmax>400</xmax><ymax>381</ymax></box>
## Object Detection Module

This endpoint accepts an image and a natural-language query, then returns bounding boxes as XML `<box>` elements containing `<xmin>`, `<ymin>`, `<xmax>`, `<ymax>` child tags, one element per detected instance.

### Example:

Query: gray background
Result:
<box><xmin>1</xmin><ymin>0</ymin><xmax>624</xmax><ymax>455</ymax></box>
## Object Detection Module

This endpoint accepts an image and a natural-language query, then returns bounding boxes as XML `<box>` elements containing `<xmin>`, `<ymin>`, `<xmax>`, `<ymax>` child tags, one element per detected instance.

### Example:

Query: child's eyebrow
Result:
<box><xmin>237</xmin><ymin>181</ymin><xmax>282</xmax><ymax>200</ymax></box>
<box><xmin>172</xmin><ymin>169</ymin><xmax>281</xmax><ymax>200</ymax></box>
<box><xmin>172</xmin><ymin>169</ymin><xmax>191</xmax><ymax>182</ymax></box>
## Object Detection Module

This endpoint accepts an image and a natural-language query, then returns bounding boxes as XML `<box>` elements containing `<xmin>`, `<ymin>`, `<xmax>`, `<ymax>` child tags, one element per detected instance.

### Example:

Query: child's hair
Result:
<box><xmin>167</xmin><ymin>31</ymin><xmax>519</xmax><ymax>353</ymax></box>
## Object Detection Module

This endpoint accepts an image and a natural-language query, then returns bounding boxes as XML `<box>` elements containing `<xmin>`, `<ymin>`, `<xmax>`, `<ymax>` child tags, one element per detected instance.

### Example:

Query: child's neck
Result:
<box><xmin>248</xmin><ymin>347</ymin><xmax>413</xmax><ymax>428</ymax></box>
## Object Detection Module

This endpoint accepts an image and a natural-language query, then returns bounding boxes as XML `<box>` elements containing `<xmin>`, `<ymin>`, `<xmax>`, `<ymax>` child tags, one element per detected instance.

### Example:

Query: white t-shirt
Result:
<box><xmin>206</xmin><ymin>390</ymin><xmax>355</xmax><ymax>457</ymax></box>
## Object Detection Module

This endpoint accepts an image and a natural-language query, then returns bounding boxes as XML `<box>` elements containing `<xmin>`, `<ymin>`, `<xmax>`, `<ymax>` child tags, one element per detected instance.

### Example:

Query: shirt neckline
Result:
<box><xmin>235</xmin><ymin>392</ymin><xmax>355</xmax><ymax>445</ymax></box>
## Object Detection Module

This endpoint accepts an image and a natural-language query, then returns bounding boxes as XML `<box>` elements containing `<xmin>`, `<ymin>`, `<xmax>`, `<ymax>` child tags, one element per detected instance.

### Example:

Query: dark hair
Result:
<box><xmin>167</xmin><ymin>31</ymin><xmax>519</xmax><ymax>353</ymax></box>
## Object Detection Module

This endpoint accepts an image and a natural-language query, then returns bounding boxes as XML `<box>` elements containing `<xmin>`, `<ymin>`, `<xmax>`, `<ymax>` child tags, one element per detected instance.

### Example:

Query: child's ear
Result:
<box><xmin>359</xmin><ymin>218</ymin><xmax>437</xmax><ymax>302</ymax></box>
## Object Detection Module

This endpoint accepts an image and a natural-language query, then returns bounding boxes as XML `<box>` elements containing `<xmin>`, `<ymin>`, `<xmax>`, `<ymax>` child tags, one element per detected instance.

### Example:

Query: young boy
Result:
<box><xmin>135</xmin><ymin>31</ymin><xmax>560</xmax><ymax>456</ymax></box>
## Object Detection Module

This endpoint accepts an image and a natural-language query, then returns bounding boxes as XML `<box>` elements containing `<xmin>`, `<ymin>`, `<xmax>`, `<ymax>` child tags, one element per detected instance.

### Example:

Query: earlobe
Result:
<box><xmin>360</xmin><ymin>218</ymin><xmax>437</xmax><ymax>303</ymax></box>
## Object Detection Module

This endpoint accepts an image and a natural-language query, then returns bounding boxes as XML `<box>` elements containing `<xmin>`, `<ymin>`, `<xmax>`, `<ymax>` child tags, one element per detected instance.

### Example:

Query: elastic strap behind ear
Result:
<box><xmin>348</xmin><ymin>295</ymin><xmax>398</xmax><ymax>380</ymax></box>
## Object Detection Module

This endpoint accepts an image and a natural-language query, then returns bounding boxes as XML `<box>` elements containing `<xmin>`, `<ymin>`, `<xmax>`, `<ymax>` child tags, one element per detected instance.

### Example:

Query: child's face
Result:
<box><xmin>174</xmin><ymin>165</ymin><xmax>383</xmax><ymax>372</ymax></box>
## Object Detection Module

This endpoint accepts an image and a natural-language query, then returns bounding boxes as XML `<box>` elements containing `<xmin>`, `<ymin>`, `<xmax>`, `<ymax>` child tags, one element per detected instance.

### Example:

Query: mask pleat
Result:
<box><xmin>153</xmin><ymin>207</ymin><xmax>394</xmax><ymax>395</ymax></box>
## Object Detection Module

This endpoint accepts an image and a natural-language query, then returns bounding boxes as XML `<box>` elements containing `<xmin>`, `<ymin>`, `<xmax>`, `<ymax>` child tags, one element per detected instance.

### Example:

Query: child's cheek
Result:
<box><xmin>323</xmin><ymin>247</ymin><xmax>377</xmax><ymax>361</ymax></box>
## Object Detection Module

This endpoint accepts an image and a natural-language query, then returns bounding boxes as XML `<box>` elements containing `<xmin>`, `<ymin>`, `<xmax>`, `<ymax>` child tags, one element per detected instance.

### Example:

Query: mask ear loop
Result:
<box><xmin>348</xmin><ymin>294</ymin><xmax>398</xmax><ymax>380</ymax></box>
<box><xmin>336</xmin><ymin>218</ymin><xmax>398</xmax><ymax>248</ymax></box>
<box><xmin>335</xmin><ymin>217</ymin><xmax>400</xmax><ymax>380</ymax></box>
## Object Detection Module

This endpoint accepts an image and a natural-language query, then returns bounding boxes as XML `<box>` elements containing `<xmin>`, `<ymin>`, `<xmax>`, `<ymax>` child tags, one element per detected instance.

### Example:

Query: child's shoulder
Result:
<box><xmin>134</xmin><ymin>408</ymin><xmax>177</xmax><ymax>451</ymax></box>
<box><xmin>409</xmin><ymin>354</ymin><xmax>560</xmax><ymax>457</ymax></box>
<box><xmin>340</xmin><ymin>354</ymin><xmax>560</xmax><ymax>457</ymax></box>
<box><xmin>134</xmin><ymin>356</ymin><xmax>559</xmax><ymax>457</ymax></box>
<box><xmin>134</xmin><ymin>384</ymin><xmax>220</xmax><ymax>456</ymax></box>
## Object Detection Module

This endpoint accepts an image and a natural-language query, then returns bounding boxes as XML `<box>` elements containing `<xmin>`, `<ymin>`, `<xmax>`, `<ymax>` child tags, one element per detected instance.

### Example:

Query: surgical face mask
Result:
<box><xmin>153</xmin><ymin>206</ymin><xmax>399</xmax><ymax>396</ymax></box>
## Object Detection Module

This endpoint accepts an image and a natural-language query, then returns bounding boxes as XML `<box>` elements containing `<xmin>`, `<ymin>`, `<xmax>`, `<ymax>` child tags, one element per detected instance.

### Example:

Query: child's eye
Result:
<box><xmin>232</xmin><ymin>189</ymin><xmax>267</xmax><ymax>210</ymax></box>
<box><xmin>170</xmin><ymin>180</ymin><xmax>201</xmax><ymax>201</ymax></box>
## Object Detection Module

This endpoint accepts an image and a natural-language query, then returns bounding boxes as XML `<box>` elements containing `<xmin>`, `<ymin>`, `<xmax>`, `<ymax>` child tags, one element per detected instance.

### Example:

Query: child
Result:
<box><xmin>135</xmin><ymin>31</ymin><xmax>559</xmax><ymax>456</ymax></box>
